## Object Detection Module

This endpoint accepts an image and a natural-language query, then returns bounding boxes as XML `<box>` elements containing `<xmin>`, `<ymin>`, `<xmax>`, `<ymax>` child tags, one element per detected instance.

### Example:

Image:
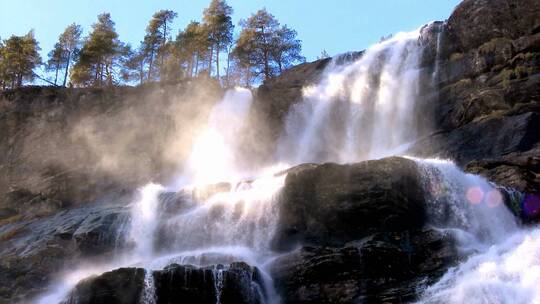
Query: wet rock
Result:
<box><xmin>270</xmin><ymin>229</ymin><xmax>457</xmax><ymax>303</ymax></box>
<box><xmin>465</xmin><ymin>150</ymin><xmax>540</xmax><ymax>193</ymax></box>
<box><xmin>410</xmin><ymin>112</ymin><xmax>540</xmax><ymax>166</ymax></box>
<box><xmin>0</xmin><ymin>204</ymin><xmax>128</xmax><ymax>302</ymax></box>
<box><xmin>273</xmin><ymin>157</ymin><xmax>426</xmax><ymax>250</ymax></box>
<box><xmin>64</xmin><ymin>262</ymin><xmax>266</xmax><ymax>304</ymax></box>
<box><xmin>153</xmin><ymin>262</ymin><xmax>265</xmax><ymax>304</ymax></box>
<box><xmin>63</xmin><ymin>268</ymin><xmax>145</xmax><ymax>304</ymax></box>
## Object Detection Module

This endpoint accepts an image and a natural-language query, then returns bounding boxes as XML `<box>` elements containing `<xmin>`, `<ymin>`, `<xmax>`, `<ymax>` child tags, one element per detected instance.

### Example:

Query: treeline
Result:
<box><xmin>0</xmin><ymin>0</ymin><xmax>305</xmax><ymax>90</ymax></box>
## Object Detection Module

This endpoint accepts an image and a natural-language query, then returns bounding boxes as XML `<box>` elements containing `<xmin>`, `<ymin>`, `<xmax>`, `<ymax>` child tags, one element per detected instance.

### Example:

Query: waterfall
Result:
<box><xmin>35</xmin><ymin>22</ymin><xmax>537</xmax><ymax>304</ymax></box>
<box><xmin>129</xmin><ymin>183</ymin><xmax>165</xmax><ymax>259</ymax></box>
<box><xmin>175</xmin><ymin>87</ymin><xmax>254</xmax><ymax>187</ymax></box>
<box><xmin>431</xmin><ymin>23</ymin><xmax>444</xmax><ymax>85</ymax></box>
<box><xmin>277</xmin><ymin>30</ymin><xmax>422</xmax><ymax>165</ymax></box>
<box><xmin>140</xmin><ymin>269</ymin><xmax>157</xmax><ymax>304</ymax></box>
<box><xmin>412</xmin><ymin>158</ymin><xmax>540</xmax><ymax>304</ymax></box>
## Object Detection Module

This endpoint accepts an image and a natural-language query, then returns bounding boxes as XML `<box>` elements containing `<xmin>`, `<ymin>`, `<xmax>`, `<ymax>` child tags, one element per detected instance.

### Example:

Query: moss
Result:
<box><xmin>499</xmin><ymin>66</ymin><xmax>532</xmax><ymax>88</ymax></box>
<box><xmin>478</xmin><ymin>38</ymin><xmax>512</xmax><ymax>55</ymax></box>
<box><xmin>449</xmin><ymin>52</ymin><xmax>464</xmax><ymax>61</ymax></box>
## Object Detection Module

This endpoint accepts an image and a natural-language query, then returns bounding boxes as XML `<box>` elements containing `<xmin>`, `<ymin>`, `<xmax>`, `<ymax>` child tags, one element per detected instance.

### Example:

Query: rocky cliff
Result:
<box><xmin>1</xmin><ymin>0</ymin><xmax>540</xmax><ymax>303</ymax></box>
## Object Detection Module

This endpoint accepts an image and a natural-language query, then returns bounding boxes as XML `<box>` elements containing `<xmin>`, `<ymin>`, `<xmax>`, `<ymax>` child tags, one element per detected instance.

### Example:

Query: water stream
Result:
<box><xmin>36</xmin><ymin>26</ymin><xmax>537</xmax><ymax>304</ymax></box>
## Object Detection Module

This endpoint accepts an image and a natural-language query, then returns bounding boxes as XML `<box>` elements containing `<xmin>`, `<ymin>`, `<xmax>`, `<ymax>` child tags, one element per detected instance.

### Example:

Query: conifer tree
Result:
<box><xmin>233</xmin><ymin>9</ymin><xmax>304</xmax><ymax>84</ymax></box>
<box><xmin>0</xmin><ymin>31</ymin><xmax>42</xmax><ymax>89</ymax></box>
<box><xmin>142</xmin><ymin>10</ymin><xmax>178</xmax><ymax>81</ymax></box>
<box><xmin>71</xmin><ymin>13</ymin><xmax>126</xmax><ymax>87</ymax></box>
<box><xmin>203</xmin><ymin>0</ymin><xmax>233</xmax><ymax>79</ymax></box>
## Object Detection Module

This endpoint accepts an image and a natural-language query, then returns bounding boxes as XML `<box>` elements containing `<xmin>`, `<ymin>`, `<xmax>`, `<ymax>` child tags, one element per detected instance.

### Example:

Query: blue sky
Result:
<box><xmin>0</xmin><ymin>0</ymin><xmax>461</xmax><ymax>63</ymax></box>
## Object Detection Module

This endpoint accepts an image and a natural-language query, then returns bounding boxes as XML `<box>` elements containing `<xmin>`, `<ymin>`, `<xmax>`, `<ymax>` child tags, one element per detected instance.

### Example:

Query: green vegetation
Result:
<box><xmin>0</xmin><ymin>31</ymin><xmax>42</xmax><ymax>90</ymax></box>
<box><xmin>232</xmin><ymin>9</ymin><xmax>305</xmax><ymax>85</ymax></box>
<box><xmin>0</xmin><ymin>0</ymin><xmax>305</xmax><ymax>89</ymax></box>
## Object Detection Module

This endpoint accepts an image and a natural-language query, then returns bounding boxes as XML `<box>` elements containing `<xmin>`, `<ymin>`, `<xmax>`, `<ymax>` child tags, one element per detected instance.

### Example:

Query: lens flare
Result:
<box><xmin>522</xmin><ymin>194</ymin><xmax>540</xmax><ymax>219</ymax></box>
<box><xmin>486</xmin><ymin>190</ymin><xmax>503</xmax><ymax>208</ymax></box>
<box><xmin>466</xmin><ymin>187</ymin><xmax>484</xmax><ymax>205</ymax></box>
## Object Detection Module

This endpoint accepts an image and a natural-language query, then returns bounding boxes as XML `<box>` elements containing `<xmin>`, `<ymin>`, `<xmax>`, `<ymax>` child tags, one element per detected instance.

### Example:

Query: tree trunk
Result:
<box><xmin>195</xmin><ymin>52</ymin><xmax>199</xmax><ymax>75</ymax></box>
<box><xmin>139</xmin><ymin>60</ymin><xmax>144</xmax><ymax>85</ymax></box>
<box><xmin>63</xmin><ymin>51</ymin><xmax>71</xmax><ymax>87</ymax></box>
<box><xmin>216</xmin><ymin>43</ymin><xmax>220</xmax><ymax>80</ymax></box>
<box><xmin>54</xmin><ymin>62</ymin><xmax>59</xmax><ymax>85</ymax></box>
<box><xmin>264</xmin><ymin>49</ymin><xmax>270</xmax><ymax>80</ymax></box>
<box><xmin>148</xmin><ymin>49</ymin><xmax>155</xmax><ymax>81</ymax></box>
<box><xmin>161</xmin><ymin>22</ymin><xmax>167</xmax><ymax>71</ymax></box>
<box><xmin>225</xmin><ymin>49</ymin><xmax>231</xmax><ymax>86</ymax></box>
<box><xmin>208</xmin><ymin>45</ymin><xmax>213</xmax><ymax>77</ymax></box>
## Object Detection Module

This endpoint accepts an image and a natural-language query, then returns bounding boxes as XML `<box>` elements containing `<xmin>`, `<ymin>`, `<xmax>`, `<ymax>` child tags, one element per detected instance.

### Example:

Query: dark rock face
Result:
<box><xmin>273</xmin><ymin>157</ymin><xmax>426</xmax><ymax>250</ymax></box>
<box><xmin>411</xmin><ymin>112</ymin><xmax>540</xmax><ymax>166</ymax></box>
<box><xmin>154</xmin><ymin>262</ymin><xmax>264</xmax><ymax>304</ymax></box>
<box><xmin>0</xmin><ymin>204</ymin><xmax>129</xmax><ymax>302</ymax></box>
<box><xmin>63</xmin><ymin>268</ymin><xmax>146</xmax><ymax>304</ymax></box>
<box><xmin>270</xmin><ymin>229</ymin><xmax>457</xmax><ymax>303</ymax></box>
<box><xmin>404</xmin><ymin>0</ymin><xmax>540</xmax><ymax>197</ymax></box>
<box><xmin>64</xmin><ymin>263</ymin><xmax>265</xmax><ymax>304</ymax></box>
<box><xmin>2</xmin><ymin>0</ymin><xmax>540</xmax><ymax>303</ymax></box>
<box><xmin>0</xmin><ymin>80</ymin><xmax>222</xmax><ymax>217</ymax></box>
<box><xmin>445</xmin><ymin>0</ymin><xmax>540</xmax><ymax>52</ymax></box>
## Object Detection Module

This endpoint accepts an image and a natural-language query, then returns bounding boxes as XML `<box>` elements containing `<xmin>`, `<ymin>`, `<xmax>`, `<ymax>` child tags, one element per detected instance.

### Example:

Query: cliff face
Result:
<box><xmin>0</xmin><ymin>81</ymin><xmax>221</xmax><ymax>219</ymax></box>
<box><xmin>0</xmin><ymin>0</ymin><xmax>539</xmax><ymax>303</ymax></box>
<box><xmin>252</xmin><ymin>0</ymin><xmax>540</xmax><ymax>192</ymax></box>
<box><xmin>416</xmin><ymin>0</ymin><xmax>540</xmax><ymax>192</ymax></box>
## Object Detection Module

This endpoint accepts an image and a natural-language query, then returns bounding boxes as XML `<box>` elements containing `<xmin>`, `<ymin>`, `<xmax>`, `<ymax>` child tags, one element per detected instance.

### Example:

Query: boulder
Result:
<box><xmin>272</xmin><ymin>157</ymin><xmax>426</xmax><ymax>250</ymax></box>
<box><xmin>63</xmin><ymin>268</ymin><xmax>145</xmax><ymax>304</ymax></box>
<box><xmin>63</xmin><ymin>262</ymin><xmax>265</xmax><ymax>304</ymax></box>
<box><xmin>270</xmin><ymin>229</ymin><xmax>457</xmax><ymax>303</ymax></box>
<box><xmin>154</xmin><ymin>262</ymin><xmax>265</xmax><ymax>304</ymax></box>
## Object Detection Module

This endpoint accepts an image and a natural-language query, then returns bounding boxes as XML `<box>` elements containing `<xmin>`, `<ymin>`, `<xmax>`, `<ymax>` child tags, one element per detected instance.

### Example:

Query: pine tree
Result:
<box><xmin>233</xmin><ymin>9</ymin><xmax>304</xmax><ymax>84</ymax></box>
<box><xmin>58</xmin><ymin>24</ymin><xmax>82</xmax><ymax>86</ymax></box>
<box><xmin>121</xmin><ymin>44</ymin><xmax>146</xmax><ymax>85</ymax></box>
<box><xmin>71</xmin><ymin>13</ymin><xmax>125</xmax><ymax>87</ymax></box>
<box><xmin>203</xmin><ymin>0</ymin><xmax>233</xmax><ymax>79</ymax></box>
<box><xmin>0</xmin><ymin>31</ymin><xmax>42</xmax><ymax>89</ymax></box>
<box><xmin>176</xmin><ymin>21</ymin><xmax>210</xmax><ymax>78</ymax></box>
<box><xmin>46</xmin><ymin>43</ymin><xmax>64</xmax><ymax>85</ymax></box>
<box><xmin>270</xmin><ymin>25</ymin><xmax>305</xmax><ymax>73</ymax></box>
<box><xmin>143</xmin><ymin>10</ymin><xmax>178</xmax><ymax>81</ymax></box>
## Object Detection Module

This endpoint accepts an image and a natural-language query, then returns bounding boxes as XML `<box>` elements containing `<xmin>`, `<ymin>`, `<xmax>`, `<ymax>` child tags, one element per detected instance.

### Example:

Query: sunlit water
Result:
<box><xmin>36</xmin><ymin>26</ymin><xmax>538</xmax><ymax>304</ymax></box>
<box><xmin>277</xmin><ymin>30</ymin><xmax>423</xmax><ymax>164</ymax></box>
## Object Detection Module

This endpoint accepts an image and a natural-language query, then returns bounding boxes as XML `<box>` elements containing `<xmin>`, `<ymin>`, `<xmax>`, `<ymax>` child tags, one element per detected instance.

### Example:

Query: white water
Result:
<box><xmin>431</xmin><ymin>23</ymin><xmax>444</xmax><ymax>85</ymax></box>
<box><xmin>176</xmin><ymin>87</ymin><xmax>254</xmax><ymax>186</ymax></box>
<box><xmin>413</xmin><ymin>159</ymin><xmax>540</xmax><ymax>304</ymax></box>
<box><xmin>277</xmin><ymin>30</ymin><xmax>422</xmax><ymax>164</ymax></box>
<box><xmin>37</xmin><ymin>26</ymin><xmax>538</xmax><ymax>304</ymax></box>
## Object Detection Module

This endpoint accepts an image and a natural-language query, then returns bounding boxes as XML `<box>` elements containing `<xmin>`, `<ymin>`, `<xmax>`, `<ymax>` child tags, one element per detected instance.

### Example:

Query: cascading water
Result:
<box><xmin>36</xmin><ymin>23</ymin><xmax>538</xmax><ymax>304</ymax></box>
<box><xmin>277</xmin><ymin>30</ymin><xmax>423</xmax><ymax>164</ymax></box>
<box><xmin>413</xmin><ymin>159</ymin><xmax>540</xmax><ymax>304</ymax></box>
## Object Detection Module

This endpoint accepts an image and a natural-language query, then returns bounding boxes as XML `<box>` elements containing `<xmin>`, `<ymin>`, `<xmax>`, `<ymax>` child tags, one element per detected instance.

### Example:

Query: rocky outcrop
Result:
<box><xmin>270</xmin><ymin>229</ymin><xmax>456</xmax><ymax>303</ymax></box>
<box><xmin>0</xmin><ymin>80</ymin><xmax>221</xmax><ymax>218</ymax></box>
<box><xmin>408</xmin><ymin>0</ymin><xmax>540</xmax><ymax>194</ymax></box>
<box><xmin>272</xmin><ymin>157</ymin><xmax>426</xmax><ymax>250</ymax></box>
<box><xmin>64</xmin><ymin>262</ymin><xmax>265</xmax><ymax>304</ymax></box>
<box><xmin>63</xmin><ymin>268</ymin><xmax>146</xmax><ymax>304</ymax></box>
<box><xmin>0</xmin><ymin>203</ymin><xmax>129</xmax><ymax>302</ymax></box>
<box><xmin>268</xmin><ymin>157</ymin><xmax>459</xmax><ymax>303</ymax></box>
